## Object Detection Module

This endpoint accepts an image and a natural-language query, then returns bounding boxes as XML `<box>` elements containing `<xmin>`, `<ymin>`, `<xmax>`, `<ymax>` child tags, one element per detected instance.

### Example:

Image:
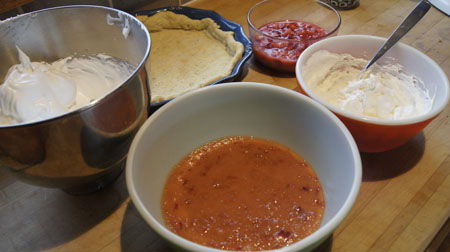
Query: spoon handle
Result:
<box><xmin>362</xmin><ymin>0</ymin><xmax>431</xmax><ymax>72</ymax></box>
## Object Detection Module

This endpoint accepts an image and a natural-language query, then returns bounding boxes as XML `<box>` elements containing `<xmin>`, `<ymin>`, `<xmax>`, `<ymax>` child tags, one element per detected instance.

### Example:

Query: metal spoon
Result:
<box><xmin>360</xmin><ymin>0</ymin><xmax>431</xmax><ymax>75</ymax></box>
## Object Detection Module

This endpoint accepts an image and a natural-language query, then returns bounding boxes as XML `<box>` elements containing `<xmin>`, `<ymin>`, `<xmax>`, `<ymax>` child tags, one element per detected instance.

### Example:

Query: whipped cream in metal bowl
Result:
<box><xmin>0</xmin><ymin>47</ymin><xmax>134</xmax><ymax>125</ymax></box>
<box><xmin>301</xmin><ymin>50</ymin><xmax>434</xmax><ymax>120</ymax></box>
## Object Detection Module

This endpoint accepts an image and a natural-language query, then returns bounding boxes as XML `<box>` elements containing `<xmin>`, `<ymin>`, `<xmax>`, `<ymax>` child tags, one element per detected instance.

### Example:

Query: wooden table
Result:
<box><xmin>1</xmin><ymin>0</ymin><xmax>449</xmax><ymax>251</ymax></box>
<box><xmin>0</xmin><ymin>0</ymin><xmax>33</xmax><ymax>13</ymax></box>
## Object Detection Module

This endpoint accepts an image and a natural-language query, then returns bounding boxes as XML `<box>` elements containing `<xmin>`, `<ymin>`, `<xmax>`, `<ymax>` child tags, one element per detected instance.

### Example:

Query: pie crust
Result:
<box><xmin>137</xmin><ymin>11</ymin><xmax>244</xmax><ymax>104</ymax></box>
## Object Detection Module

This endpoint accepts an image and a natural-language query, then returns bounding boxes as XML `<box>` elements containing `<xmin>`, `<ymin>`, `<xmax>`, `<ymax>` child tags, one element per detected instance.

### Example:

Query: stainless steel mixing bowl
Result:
<box><xmin>0</xmin><ymin>5</ymin><xmax>151</xmax><ymax>194</ymax></box>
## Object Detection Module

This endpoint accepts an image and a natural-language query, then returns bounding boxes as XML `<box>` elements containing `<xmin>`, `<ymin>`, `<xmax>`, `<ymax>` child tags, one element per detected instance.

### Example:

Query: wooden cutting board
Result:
<box><xmin>0</xmin><ymin>0</ymin><xmax>448</xmax><ymax>251</ymax></box>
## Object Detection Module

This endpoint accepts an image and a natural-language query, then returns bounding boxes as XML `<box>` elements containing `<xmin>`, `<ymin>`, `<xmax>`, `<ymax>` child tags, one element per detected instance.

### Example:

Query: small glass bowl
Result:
<box><xmin>247</xmin><ymin>0</ymin><xmax>341</xmax><ymax>73</ymax></box>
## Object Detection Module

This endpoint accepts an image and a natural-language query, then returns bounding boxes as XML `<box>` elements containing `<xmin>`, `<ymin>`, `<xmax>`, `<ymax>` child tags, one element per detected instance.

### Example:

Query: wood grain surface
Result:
<box><xmin>0</xmin><ymin>0</ymin><xmax>33</xmax><ymax>13</ymax></box>
<box><xmin>1</xmin><ymin>0</ymin><xmax>449</xmax><ymax>251</ymax></box>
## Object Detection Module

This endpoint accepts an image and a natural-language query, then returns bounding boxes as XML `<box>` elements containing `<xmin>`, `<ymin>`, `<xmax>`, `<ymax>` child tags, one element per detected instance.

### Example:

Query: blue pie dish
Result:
<box><xmin>134</xmin><ymin>6</ymin><xmax>253</xmax><ymax>112</ymax></box>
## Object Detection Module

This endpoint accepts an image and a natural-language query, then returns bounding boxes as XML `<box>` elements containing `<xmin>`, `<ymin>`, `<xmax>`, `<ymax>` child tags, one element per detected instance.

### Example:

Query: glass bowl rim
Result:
<box><xmin>247</xmin><ymin>0</ymin><xmax>342</xmax><ymax>43</ymax></box>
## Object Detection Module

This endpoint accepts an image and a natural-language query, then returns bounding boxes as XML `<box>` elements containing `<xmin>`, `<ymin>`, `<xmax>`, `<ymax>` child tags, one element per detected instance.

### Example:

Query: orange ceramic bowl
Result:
<box><xmin>296</xmin><ymin>35</ymin><xmax>450</xmax><ymax>153</ymax></box>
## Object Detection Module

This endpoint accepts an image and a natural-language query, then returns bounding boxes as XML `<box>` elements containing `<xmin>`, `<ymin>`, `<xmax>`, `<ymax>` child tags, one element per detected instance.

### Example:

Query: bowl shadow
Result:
<box><xmin>232</xmin><ymin>56</ymin><xmax>251</xmax><ymax>82</ymax></box>
<box><xmin>248</xmin><ymin>56</ymin><xmax>297</xmax><ymax>79</ymax></box>
<box><xmin>361</xmin><ymin>132</ymin><xmax>425</xmax><ymax>182</ymax></box>
<box><xmin>313</xmin><ymin>234</ymin><xmax>333</xmax><ymax>251</ymax></box>
<box><xmin>0</xmin><ymin>170</ymin><xmax>127</xmax><ymax>252</ymax></box>
<box><xmin>120</xmin><ymin>202</ymin><xmax>173</xmax><ymax>251</ymax></box>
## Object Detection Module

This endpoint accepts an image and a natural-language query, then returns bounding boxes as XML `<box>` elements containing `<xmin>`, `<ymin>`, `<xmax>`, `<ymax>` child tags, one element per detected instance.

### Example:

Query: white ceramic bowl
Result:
<box><xmin>126</xmin><ymin>82</ymin><xmax>362</xmax><ymax>252</ymax></box>
<box><xmin>296</xmin><ymin>35</ymin><xmax>450</xmax><ymax>152</ymax></box>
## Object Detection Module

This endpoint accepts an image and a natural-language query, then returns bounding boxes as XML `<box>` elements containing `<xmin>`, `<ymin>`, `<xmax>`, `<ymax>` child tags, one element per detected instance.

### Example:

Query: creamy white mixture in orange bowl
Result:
<box><xmin>296</xmin><ymin>35</ymin><xmax>449</xmax><ymax>153</ymax></box>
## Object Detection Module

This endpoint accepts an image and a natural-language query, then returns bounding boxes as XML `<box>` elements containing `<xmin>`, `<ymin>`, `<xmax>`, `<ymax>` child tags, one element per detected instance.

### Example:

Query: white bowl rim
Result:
<box><xmin>295</xmin><ymin>34</ymin><xmax>450</xmax><ymax>126</ymax></box>
<box><xmin>126</xmin><ymin>82</ymin><xmax>362</xmax><ymax>252</ymax></box>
